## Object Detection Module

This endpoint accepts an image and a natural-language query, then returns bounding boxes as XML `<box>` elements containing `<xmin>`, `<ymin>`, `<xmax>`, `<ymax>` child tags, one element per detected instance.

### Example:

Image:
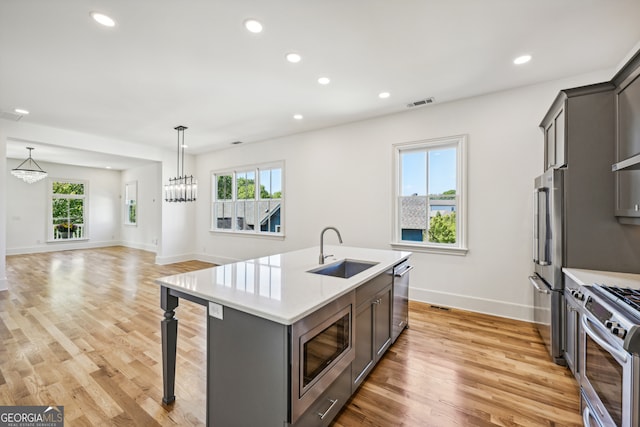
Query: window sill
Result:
<box><xmin>390</xmin><ymin>242</ymin><xmax>468</xmax><ymax>256</ymax></box>
<box><xmin>47</xmin><ymin>238</ymin><xmax>89</xmax><ymax>243</ymax></box>
<box><xmin>210</xmin><ymin>229</ymin><xmax>285</xmax><ymax>241</ymax></box>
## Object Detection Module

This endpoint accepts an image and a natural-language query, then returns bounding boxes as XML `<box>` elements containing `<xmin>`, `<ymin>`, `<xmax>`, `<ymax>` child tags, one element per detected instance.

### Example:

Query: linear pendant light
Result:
<box><xmin>164</xmin><ymin>126</ymin><xmax>197</xmax><ymax>202</ymax></box>
<box><xmin>11</xmin><ymin>147</ymin><xmax>48</xmax><ymax>184</ymax></box>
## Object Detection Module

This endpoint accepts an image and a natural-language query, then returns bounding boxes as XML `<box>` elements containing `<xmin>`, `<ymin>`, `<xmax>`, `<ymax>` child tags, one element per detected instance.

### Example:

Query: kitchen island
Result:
<box><xmin>155</xmin><ymin>245</ymin><xmax>411</xmax><ymax>426</ymax></box>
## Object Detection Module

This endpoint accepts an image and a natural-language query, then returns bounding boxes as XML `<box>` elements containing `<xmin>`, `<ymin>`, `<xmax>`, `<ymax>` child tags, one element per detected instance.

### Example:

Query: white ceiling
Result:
<box><xmin>2</xmin><ymin>0</ymin><xmax>640</xmax><ymax>168</ymax></box>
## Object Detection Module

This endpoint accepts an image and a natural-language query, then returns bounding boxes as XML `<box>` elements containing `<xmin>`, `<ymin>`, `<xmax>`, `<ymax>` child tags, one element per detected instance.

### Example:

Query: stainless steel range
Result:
<box><xmin>580</xmin><ymin>284</ymin><xmax>640</xmax><ymax>427</ymax></box>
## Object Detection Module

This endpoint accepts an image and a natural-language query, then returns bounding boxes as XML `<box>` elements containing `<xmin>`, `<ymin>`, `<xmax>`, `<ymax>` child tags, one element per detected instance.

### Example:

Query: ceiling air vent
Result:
<box><xmin>0</xmin><ymin>110</ymin><xmax>24</xmax><ymax>121</ymax></box>
<box><xmin>406</xmin><ymin>97</ymin><xmax>435</xmax><ymax>108</ymax></box>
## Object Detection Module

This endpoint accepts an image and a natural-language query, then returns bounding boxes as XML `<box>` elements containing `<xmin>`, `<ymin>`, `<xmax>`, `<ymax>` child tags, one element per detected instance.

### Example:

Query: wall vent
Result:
<box><xmin>406</xmin><ymin>97</ymin><xmax>435</xmax><ymax>108</ymax></box>
<box><xmin>0</xmin><ymin>111</ymin><xmax>23</xmax><ymax>121</ymax></box>
<box><xmin>231</xmin><ymin>140</ymin><xmax>243</xmax><ymax>145</ymax></box>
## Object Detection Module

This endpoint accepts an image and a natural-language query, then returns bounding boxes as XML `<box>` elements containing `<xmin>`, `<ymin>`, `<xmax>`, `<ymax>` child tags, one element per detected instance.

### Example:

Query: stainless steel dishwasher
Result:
<box><xmin>392</xmin><ymin>260</ymin><xmax>412</xmax><ymax>343</ymax></box>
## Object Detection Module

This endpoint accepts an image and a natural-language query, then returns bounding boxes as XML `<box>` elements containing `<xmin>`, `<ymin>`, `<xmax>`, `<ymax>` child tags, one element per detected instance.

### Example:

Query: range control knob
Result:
<box><xmin>605</xmin><ymin>321</ymin><xmax>614</xmax><ymax>329</ymax></box>
<box><xmin>612</xmin><ymin>327</ymin><xmax>627</xmax><ymax>339</ymax></box>
<box><xmin>570</xmin><ymin>289</ymin><xmax>584</xmax><ymax>300</ymax></box>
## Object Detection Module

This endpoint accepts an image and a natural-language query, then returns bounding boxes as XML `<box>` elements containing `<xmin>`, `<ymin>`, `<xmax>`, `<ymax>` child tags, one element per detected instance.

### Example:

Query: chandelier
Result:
<box><xmin>164</xmin><ymin>126</ymin><xmax>197</xmax><ymax>202</ymax></box>
<box><xmin>11</xmin><ymin>147</ymin><xmax>48</xmax><ymax>184</ymax></box>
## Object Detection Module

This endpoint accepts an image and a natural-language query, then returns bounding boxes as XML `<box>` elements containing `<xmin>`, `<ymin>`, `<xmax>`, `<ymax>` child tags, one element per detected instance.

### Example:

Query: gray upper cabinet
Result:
<box><xmin>613</xmin><ymin>52</ymin><xmax>640</xmax><ymax>222</ymax></box>
<box><xmin>541</xmin><ymin>84</ymin><xmax>614</xmax><ymax>175</ymax></box>
<box><xmin>543</xmin><ymin>104</ymin><xmax>567</xmax><ymax>170</ymax></box>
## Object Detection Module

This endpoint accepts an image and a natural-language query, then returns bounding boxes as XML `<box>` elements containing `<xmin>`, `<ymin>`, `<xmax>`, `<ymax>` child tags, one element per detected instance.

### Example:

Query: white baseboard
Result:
<box><xmin>410</xmin><ymin>287</ymin><xmax>534</xmax><ymax>323</ymax></box>
<box><xmin>155</xmin><ymin>253</ymin><xmax>199</xmax><ymax>265</ymax></box>
<box><xmin>0</xmin><ymin>277</ymin><xmax>7</xmax><ymax>292</ymax></box>
<box><xmin>6</xmin><ymin>240</ymin><xmax>122</xmax><ymax>255</ymax></box>
<box><xmin>121</xmin><ymin>241</ymin><xmax>157</xmax><ymax>253</ymax></box>
<box><xmin>194</xmin><ymin>253</ymin><xmax>239</xmax><ymax>266</ymax></box>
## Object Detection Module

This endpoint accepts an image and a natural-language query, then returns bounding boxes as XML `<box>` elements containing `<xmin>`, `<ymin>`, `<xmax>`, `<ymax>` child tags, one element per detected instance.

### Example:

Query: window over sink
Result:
<box><xmin>392</xmin><ymin>135</ymin><xmax>467</xmax><ymax>255</ymax></box>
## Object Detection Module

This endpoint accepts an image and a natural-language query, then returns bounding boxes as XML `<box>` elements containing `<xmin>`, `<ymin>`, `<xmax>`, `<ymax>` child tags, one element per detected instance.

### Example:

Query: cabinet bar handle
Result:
<box><xmin>318</xmin><ymin>398</ymin><xmax>339</xmax><ymax>420</ymax></box>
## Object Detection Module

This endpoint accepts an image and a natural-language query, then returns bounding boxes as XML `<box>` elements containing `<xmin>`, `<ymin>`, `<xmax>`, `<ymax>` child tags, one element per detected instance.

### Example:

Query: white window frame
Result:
<box><xmin>391</xmin><ymin>135</ymin><xmax>468</xmax><ymax>255</ymax></box>
<box><xmin>210</xmin><ymin>161</ymin><xmax>284</xmax><ymax>238</ymax></box>
<box><xmin>47</xmin><ymin>178</ymin><xmax>89</xmax><ymax>242</ymax></box>
<box><xmin>124</xmin><ymin>181</ymin><xmax>138</xmax><ymax>226</ymax></box>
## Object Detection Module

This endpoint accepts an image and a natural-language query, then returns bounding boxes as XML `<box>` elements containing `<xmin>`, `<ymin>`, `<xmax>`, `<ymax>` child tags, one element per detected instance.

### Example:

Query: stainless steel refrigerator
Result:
<box><xmin>530</xmin><ymin>84</ymin><xmax>640</xmax><ymax>364</ymax></box>
<box><xmin>530</xmin><ymin>169</ymin><xmax>564</xmax><ymax>364</ymax></box>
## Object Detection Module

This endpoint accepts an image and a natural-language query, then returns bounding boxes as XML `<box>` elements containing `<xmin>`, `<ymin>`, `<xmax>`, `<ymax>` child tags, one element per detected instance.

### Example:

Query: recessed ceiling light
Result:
<box><xmin>106</xmin><ymin>166</ymin><xmax>112</xmax><ymax>169</ymax></box>
<box><xmin>513</xmin><ymin>54</ymin><xmax>532</xmax><ymax>65</ymax></box>
<box><xmin>14</xmin><ymin>108</ymin><xmax>29</xmax><ymax>115</ymax></box>
<box><xmin>244</xmin><ymin>19</ymin><xmax>263</xmax><ymax>33</ymax></box>
<box><xmin>90</xmin><ymin>12</ymin><xmax>116</xmax><ymax>27</ymax></box>
<box><xmin>293</xmin><ymin>114</ymin><xmax>303</xmax><ymax>120</ymax></box>
<box><xmin>378</xmin><ymin>92</ymin><xmax>390</xmax><ymax>99</ymax></box>
<box><xmin>286</xmin><ymin>53</ymin><xmax>302</xmax><ymax>63</ymax></box>
<box><xmin>318</xmin><ymin>77</ymin><xmax>331</xmax><ymax>85</ymax></box>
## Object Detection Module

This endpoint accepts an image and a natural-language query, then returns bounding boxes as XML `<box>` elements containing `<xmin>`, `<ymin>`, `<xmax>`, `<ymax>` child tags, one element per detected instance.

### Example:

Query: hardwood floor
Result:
<box><xmin>0</xmin><ymin>247</ymin><xmax>582</xmax><ymax>426</ymax></box>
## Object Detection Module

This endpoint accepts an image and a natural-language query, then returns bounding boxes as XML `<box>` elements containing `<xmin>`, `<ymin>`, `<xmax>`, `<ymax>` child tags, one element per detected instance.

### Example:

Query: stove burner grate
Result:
<box><xmin>602</xmin><ymin>286</ymin><xmax>640</xmax><ymax>313</ymax></box>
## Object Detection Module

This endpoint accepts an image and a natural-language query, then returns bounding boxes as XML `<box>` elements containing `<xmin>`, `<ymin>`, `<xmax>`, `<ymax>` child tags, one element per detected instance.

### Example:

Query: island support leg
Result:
<box><xmin>161</xmin><ymin>286</ymin><xmax>179</xmax><ymax>404</ymax></box>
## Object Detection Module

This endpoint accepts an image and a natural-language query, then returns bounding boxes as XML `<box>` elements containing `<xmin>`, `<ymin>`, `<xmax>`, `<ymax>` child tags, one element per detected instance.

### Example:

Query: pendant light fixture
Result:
<box><xmin>11</xmin><ymin>147</ymin><xmax>48</xmax><ymax>184</ymax></box>
<box><xmin>164</xmin><ymin>125</ymin><xmax>197</xmax><ymax>202</ymax></box>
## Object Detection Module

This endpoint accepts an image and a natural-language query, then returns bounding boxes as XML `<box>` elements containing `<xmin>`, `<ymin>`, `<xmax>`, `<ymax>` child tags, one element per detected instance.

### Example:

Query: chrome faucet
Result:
<box><xmin>319</xmin><ymin>226</ymin><xmax>343</xmax><ymax>264</ymax></box>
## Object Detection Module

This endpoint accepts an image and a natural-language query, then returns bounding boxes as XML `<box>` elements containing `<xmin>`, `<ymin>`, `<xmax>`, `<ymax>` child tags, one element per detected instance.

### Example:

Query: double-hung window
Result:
<box><xmin>212</xmin><ymin>162</ymin><xmax>284</xmax><ymax>235</ymax></box>
<box><xmin>50</xmin><ymin>179</ymin><xmax>87</xmax><ymax>241</ymax></box>
<box><xmin>124</xmin><ymin>181</ymin><xmax>137</xmax><ymax>225</ymax></box>
<box><xmin>393</xmin><ymin>135</ymin><xmax>467</xmax><ymax>254</ymax></box>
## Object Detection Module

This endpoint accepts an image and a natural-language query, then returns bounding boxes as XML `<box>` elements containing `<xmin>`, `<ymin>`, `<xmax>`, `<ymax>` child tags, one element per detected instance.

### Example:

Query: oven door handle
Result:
<box><xmin>582</xmin><ymin>405</ymin><xmax>594</xmax><ymax>427</ymax></box>
<box><xmin>581</xmin><ymin>315</ymin><xmax>628</xmax><ymax>364</ymax></box>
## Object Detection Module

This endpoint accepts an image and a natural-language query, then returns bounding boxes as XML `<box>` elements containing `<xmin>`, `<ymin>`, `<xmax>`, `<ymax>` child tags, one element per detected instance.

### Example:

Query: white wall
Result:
<box><xmin>1</xmin><ymin>120</ymin><xmax>197</xmax><ymax>264</ymax></box>
<box><xmin>0</xmin><ymin>127</ymin><xmax>7</xmax><ymax>291</ymax></box>
<box><xmin>121</xmin><ymin>162</ymin><xmax>162</xmax><ymax>252</ymax></box>
<box><xmin>0</xmin><ymin>69</ymin><xmax>616</xmax><ymax>316</ymax></box>
<box><xmin>194</xmin><ymin>70</ymin><xmax>611</xmax><ymax>321</ymax></box>
<box><xmin>5</xmin><ymin>161</ymin><xmax>122</xmax><ymax>254</ymax></box>
<box><xmin>154</xmin><ymin>153</ymin><xmax>198</xmax><ymax>264</ymax></box>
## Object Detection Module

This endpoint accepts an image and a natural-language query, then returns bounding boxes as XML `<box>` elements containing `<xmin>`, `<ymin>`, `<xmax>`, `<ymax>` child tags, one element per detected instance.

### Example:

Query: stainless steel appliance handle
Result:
<box><xmin>394</xmin><ymin>265</ymin><xmax>414</xmax><ymax>277</ymax></box>
<box><xmin>533</xmin><ymin>188</ymin><xmax>539</xmax><ymax>264</ymax></box>
<box><xmin>533</xmin><ymin>187</ymin><xmax>550</xmax><ymax>266</ymax></box>
<box><xmin>529</xmin><ymin>275</ymin><xmax>550</xmax><ymax>294</ymax></box>
<box><xmin>581</xmin><ymin>315</ymin><xmax>628</xmax><ymax>364</ymax></box>
<box><xmin>582</xmin><ymin>405</ymin><xmax>592</xmax><ymax>427</ymax></box>
<box><xmin>318</xmin><ymin>399</ymin><xmax>338</xmax><ymax>420</ymax></box>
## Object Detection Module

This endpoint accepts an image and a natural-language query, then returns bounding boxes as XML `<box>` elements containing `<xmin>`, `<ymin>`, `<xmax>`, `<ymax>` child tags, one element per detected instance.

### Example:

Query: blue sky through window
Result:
<box><xmin>401</xmin><ymin>147</ymin><xmax>456</xmax><ymax>196</ymax></box>
<box><xmin>260</xmin><ymin>168</ymin><xmax>282</xmax><ymax>196</ymax></box>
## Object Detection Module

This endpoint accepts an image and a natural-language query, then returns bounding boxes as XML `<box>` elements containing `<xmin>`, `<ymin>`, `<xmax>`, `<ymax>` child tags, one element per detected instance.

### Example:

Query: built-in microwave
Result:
<box><xmin>290</xmin><ymin>291</ymin><xmax>355</xmax><ymax>423</ymax></box>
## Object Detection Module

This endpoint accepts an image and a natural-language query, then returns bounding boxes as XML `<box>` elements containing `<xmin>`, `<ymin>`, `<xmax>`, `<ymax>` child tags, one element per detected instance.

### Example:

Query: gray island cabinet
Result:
<box><xmin>155</xmin><ymin>246</ymin><xmax>411</xmax><ymax>427</ymax></box>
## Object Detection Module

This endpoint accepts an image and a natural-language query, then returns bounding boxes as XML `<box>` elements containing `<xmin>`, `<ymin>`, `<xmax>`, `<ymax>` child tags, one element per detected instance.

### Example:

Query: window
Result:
<box><xmin>393</xmin><ymin>135</ymin><xmax>467</xmax><ymax>254</ymax></box>
<box><xmin>50</xmin><ymin>179</ymin><xmax>87</xmax><ymax>241</ymax></box>
<box><xmin>124</xmin><ymin>181</ymin><xmax>137</xmax><ymax>225</ymax></box>
<box><xmin>212</xmin><ymin>162</ymin><xmax>284</xmax><ymax>236</ymax></box>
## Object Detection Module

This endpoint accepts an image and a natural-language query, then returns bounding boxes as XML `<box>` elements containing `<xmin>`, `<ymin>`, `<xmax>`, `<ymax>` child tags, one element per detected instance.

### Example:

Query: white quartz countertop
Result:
<box><xmin>563</xmin><ymin>267</ymin><xmax>640</xmax><ymax>289</ymax></box>
<box><xmin>155</xmin><ymin>246</ymin><xmax>411</xmax><ymax>325</ymax></box>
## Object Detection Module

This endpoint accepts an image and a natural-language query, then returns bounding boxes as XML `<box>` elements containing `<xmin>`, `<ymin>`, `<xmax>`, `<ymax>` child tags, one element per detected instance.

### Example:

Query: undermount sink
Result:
<box><xmin>307</xmin><ymin>259</ymin><xmax>379</xmax><ymax>279</ymax></box>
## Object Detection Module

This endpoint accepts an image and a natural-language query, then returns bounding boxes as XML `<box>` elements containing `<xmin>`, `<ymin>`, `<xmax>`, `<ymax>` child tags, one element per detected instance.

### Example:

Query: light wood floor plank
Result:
<box><xmin>1</xmin><ymin>247</ymin><xmax>581</xmax><ymax>426</ymax></box>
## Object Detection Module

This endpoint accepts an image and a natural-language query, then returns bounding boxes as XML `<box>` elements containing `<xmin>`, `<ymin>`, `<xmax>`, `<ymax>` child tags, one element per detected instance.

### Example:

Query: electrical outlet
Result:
<box><xmin>208</xmin><ymin>302</ymin><xmax>223</xmax><ymax>320</ymax></box>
